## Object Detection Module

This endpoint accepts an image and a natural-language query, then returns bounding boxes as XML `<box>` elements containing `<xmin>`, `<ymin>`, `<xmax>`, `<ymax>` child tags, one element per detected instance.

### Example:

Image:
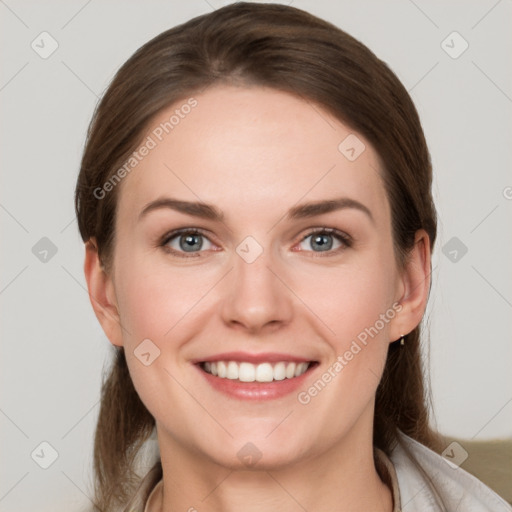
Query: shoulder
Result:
<box><xmin>389</xmin><ymin>430</ymin><xmax>512</xmax><ymax>512</ymax></box>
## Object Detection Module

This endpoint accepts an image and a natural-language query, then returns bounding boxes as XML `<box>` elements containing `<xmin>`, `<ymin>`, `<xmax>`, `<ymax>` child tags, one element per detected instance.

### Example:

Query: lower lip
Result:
<box><xmin>195</xmin><ymin>363</ymin><xmax>318</xmax><ymax>401</ymax></box>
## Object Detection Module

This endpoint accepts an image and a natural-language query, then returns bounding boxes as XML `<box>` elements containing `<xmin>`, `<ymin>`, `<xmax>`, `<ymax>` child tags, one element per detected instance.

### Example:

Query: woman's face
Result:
<box><xmin>98</xmin><ymin>85</ymin><xmax>419</xmax><ymax>469</ymax></box>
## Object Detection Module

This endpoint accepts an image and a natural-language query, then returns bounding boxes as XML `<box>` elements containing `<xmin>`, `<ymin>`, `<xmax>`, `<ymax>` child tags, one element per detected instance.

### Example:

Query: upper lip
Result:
<box><xmin>192</xmin><ymin>352</ymin><xmax>317</xmax><ymax>364</ymax></box>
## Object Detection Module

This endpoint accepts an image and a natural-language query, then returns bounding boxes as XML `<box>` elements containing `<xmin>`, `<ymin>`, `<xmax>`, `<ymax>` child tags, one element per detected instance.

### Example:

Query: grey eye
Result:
<box><xmin>165</xmin><ymin>232</ymin><xmax>214</xmax><ymax>253</ymax></box>
<box><xmin>299</xmin><ymin>232</ymin><xmax>343</xmax><ymax>252</ymax></box>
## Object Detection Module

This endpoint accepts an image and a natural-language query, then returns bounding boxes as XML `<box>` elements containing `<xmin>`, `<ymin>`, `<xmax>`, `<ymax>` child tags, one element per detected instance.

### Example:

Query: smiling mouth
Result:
<box><xmin>199</xmin><ymin>360</ymin><xmax>318</xmax><ymax>383</ymax></box>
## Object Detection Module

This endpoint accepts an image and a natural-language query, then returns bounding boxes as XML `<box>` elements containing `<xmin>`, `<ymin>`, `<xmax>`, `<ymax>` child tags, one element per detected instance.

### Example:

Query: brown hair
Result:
<box><xmin>75</xmin><ymin>3</ymin><xmax>443</xmax><ymax>510</ymax></box>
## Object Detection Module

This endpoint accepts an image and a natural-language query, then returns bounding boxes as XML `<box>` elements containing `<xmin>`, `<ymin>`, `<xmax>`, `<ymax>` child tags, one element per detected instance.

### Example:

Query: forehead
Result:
<box><xmin>117</xmin><ymin>85</ymin><xmax>389</xmax><ymax>227</ymax></box>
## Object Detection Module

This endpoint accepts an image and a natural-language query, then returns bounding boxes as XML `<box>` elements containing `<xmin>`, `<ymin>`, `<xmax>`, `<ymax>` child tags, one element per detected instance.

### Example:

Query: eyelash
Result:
<box><xmin>159</xmin><ymin>227</ymin><xmax>352</xmax><ymax>258</ymax></box>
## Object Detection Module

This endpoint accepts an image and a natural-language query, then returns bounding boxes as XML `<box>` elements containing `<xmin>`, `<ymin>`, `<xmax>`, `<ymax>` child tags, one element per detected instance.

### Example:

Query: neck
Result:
<box><xmin>152</xmin><ymin>413</ymin><xmax>393</xmax><ymax>512</ymax></box>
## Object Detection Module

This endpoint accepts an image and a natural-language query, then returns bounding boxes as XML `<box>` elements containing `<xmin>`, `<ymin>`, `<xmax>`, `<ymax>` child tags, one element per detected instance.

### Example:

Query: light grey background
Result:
<box><xmin>1</xmin><ymin>1</ymin><xmax>511</xmax><ymax>511</ymax></box>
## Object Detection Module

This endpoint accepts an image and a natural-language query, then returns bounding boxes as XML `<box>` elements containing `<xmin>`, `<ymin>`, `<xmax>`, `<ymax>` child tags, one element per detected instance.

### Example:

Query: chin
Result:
<box><xmin>202</xmin><ymin>434</ymin><xmax>309</xmax><ymax>472</ymax></box>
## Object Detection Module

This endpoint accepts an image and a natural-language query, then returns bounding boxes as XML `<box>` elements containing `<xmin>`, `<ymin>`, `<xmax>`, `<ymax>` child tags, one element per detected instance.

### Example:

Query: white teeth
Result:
<box><xmin>239</xmin><ymin>362</ymin><xmax>255</xmax><ymax>382</ymax></box>
<box><xmin>226</xmin><ymin>361</ymin><xmax>238</xmax><ymax>380</ymax></box>
<box><xmin>273</xmin><ymin>362</ymin><xmax>286</xmax><ymax>381</ymax></box>
<box><xmin>217</xmin><ymin>361</ymin><xmax>227</xmax><ymax>378</ymax></box>
<box><xmin>203</xmin><ymin>361</ymin><xmax>311</xmax><ymax>382</ymax></box>
<box><xmin>285</xmin><ymin>362</ymin><xmax>296</xmax><ymax>379</ymax></box>
<box><xmin>295</xmin><ymin>362</ymin><xmax>308</xmax><ymax>377</ymax></box>
<box><xmin>256</xmin><ymin>363</ymin><xmax>273</xmax><ymax>382</ymax></box>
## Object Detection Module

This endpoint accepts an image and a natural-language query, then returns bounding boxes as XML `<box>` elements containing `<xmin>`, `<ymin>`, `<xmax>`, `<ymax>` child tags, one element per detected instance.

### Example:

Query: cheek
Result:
<box><xmin>294</xmin><ymin>255</ymin><xmax>396</xmax><ymax>396</ymax></box>
<box><xmin>296</xmin><ymin>257</ymin><xmax>397</xmax><ymax>345</ymax></box>
<box><xmin>112</xmin><ymin>259</ymin><xmax>213</xmax><ymax>420</ymax></box>
<box><xmin>295</xmin><ymin>267</ymin><xmax>395</xmax><ymax>419</ymax></box>
<box><xmin>113</xmin><ymin>257</ymin><xmax>221</xmax><ymax>344</ymax></box>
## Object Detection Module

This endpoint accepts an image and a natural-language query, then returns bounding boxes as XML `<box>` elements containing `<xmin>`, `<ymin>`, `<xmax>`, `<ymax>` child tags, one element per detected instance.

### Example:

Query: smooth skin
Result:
<box><xmin>84</xmin><ymin>85</ymin><xmax>431</xmax><ymax>512</ymax></box>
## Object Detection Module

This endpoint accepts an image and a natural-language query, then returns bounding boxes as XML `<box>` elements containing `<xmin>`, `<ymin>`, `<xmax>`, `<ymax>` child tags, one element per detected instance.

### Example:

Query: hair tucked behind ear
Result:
<box><xmin>76</xmin><ymin>3</ymin><xmax>444</xmax><ymax>510</ymax></box>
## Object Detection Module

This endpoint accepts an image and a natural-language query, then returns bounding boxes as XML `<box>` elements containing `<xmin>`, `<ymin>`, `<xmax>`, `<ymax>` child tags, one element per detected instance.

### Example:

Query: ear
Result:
<box><xmin>389</xmin><ymin>229</ymin><xmax>431</xmax><ymax>342</ymax></box>
<box><xmin>84</xmin><ymin>238</ymin><xmax>124</xmax><ymax>347</ymax></box>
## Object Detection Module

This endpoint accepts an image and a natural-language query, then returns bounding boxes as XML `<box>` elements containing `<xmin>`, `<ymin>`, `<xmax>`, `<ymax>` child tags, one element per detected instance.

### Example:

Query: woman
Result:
<box><xmin>75</xmin><ymin>3</ymin><xmax>511</xmax><ymax>511</ymax></box>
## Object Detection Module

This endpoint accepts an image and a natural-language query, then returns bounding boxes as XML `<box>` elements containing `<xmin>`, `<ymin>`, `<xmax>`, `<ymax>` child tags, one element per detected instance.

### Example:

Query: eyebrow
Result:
<box><xmin>138</xmin><ymin>197</ymin><xmax>374</xmax><ymax>224</ymax></box>
<box><xmin>287</xmin><ymin>197</ymin><xmax>374</xmax><ymax>224</ymax></box>
<box><xmin>139</xmin><ymin>198</ymin><xmax>225</xmax><ymax>222</ymax></box>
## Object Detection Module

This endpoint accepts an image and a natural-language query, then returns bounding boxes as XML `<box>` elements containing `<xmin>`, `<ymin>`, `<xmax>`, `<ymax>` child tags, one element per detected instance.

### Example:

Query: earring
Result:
<box><xmin>400</xmin><ymin>334</ymin><xmax>405</xmax><ymax>346</ymax></box>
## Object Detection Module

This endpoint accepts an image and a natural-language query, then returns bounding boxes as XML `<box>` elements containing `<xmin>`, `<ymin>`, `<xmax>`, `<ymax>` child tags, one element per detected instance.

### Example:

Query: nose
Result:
<box><xmin>220</xmin><ymin>241</ymin><xmax>294</xmax><ymax>334</ymax></box>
